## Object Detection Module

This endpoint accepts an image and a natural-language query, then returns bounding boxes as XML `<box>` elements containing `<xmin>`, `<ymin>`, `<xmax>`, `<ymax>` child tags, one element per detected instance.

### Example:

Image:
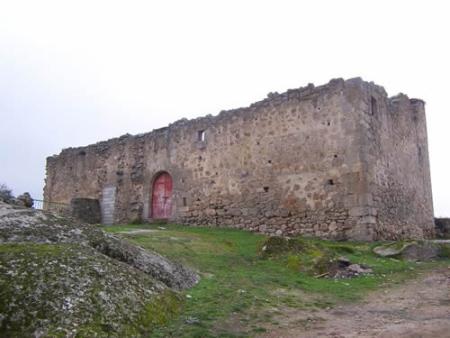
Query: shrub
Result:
<box><xmin>0</xmin><ymin>183</ymin><xmax>14</xmax><ymax>203</ymax></box>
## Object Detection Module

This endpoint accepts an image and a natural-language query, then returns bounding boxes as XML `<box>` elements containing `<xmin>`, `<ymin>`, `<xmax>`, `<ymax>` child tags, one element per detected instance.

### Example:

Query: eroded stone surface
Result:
<box><xmin>0</xmin><ymin>202</ymin><xmax>198</xmax><ymax>336</ymax></box>
<box><xmin>0</xmin><ymin>243</ymin><xmax>179</xmax><ymax>337</ymax></box>
<box><xmin>0</xmin><ymin>202</ymin><xmax>199</xmax><ymax>290</ymax></box>
<box><xmin>373</xmin><ymin>241</ymin><xmax>450</xmax><ymax>261</ymax></box>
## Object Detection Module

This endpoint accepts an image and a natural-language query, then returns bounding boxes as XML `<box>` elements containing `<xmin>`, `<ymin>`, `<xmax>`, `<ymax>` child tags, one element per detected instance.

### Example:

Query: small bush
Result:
<box><xmin>438</xmin><ymin>244</ymin><xmax>450</xmax><ymax>258</ymax></box>
<box><xmin>328</xmin><ymin>244</ymin><xmax>356</xmax><ymax>254</ymax></box>
<box><xmin>286</xmin><ymin>254</ymin><xmax>301</xmax><ymax>271</ymax></box>
<box><xmin>0</xmin><ymin>183</ymin><xmax>14</xmax><ymax>203</ymax></box>
<box><xmin>259</xmin><ymin>236</ymin><xmax>306</xmax><ymax>258</ymax></box>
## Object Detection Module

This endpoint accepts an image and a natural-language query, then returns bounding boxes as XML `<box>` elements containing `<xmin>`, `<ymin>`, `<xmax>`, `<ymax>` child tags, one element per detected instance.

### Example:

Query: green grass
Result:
<box><xmin>104</xmin><ymin>223</ymin><xmax>447</xmax><ymax>337</ymax></box>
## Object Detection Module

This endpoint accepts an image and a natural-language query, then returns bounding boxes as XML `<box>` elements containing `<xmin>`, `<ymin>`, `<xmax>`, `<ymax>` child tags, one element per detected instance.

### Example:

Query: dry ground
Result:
<box><xmin>261</xmin><ymin>267</ymin><xmax>450</xmax><ymax>338</ymax></box>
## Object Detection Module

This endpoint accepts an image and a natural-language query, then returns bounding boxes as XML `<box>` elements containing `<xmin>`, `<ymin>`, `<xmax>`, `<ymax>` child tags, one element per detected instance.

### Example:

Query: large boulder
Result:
<box><xmin>0</xmin><ymin>202</ymin><xmax>198</xmax><ymax>337</ymax></box>
<box><xmin>0</xmin><ymin>243</ymin><xmax>181</xmax><ymax>337</ymax></box>
<box><xmin>0</xmin><ymin>202</ymin><xmax>198</xmax><ymax>290</ymax></box>
<box><xmin>373</xmin><ymin>240</ymin><xmax>450</xmax><ymax>261</ymax></box>
<box><xmin>16</xmin><ymin>192</ymin><xmax>33</xmax><ymax>208</ymax></box>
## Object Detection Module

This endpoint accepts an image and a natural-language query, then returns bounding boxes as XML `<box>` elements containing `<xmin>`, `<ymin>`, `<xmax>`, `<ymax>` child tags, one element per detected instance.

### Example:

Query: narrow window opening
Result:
<box><xmin>183</xmin><ymin>197</ymin><xmax>187</xmax><ymax>207</ymax></box>
<box><xmin>263</xmin><ymin>186</ymin><xmax>270</xmax><ymax>192</ymax></box>
<box><xmin>198</xmin><ymin>130</ymin><xmax>206</xmax><ymax>142</ymax></box>
<box><xmin>371</xmin><ymin>97</ymin><xmax>378</xmax><ymax>115</ymax></box>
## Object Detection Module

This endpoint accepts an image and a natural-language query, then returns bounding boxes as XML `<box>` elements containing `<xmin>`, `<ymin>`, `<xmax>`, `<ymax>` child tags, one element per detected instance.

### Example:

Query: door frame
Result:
<box><xmin>150</xmin><ymin>171</ymin><xmax>173</xmax><ymax>219</ymax></box>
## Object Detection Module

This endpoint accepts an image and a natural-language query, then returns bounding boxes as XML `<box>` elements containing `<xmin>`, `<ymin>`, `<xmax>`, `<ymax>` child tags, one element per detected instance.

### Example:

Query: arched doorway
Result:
<box><xmin>151</xmin><ymin>172</ymin><xmax>173</xmax><ymax>219</ymax></box>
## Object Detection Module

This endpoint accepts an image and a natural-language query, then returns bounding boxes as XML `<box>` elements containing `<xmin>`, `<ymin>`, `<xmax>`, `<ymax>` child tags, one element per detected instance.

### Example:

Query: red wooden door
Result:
<box><xmin>151</xmin><ymin>173</ymin><xmax>173</xmax><ymax>219</ymax></box>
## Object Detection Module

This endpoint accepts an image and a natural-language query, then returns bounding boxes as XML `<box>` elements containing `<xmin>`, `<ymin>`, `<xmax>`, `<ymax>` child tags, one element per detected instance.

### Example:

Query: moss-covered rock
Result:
<box><xmin>373</xmin><ymin>240</ymin><xmax>450</xmax><ymax>261</ymax></box>
<box><xmin>0</xmin><ymin>243</ymin><xmax>182</xmax><ymax>337</ymax></box>
<box><xmin>259</xmin><ymin>236</ymin><xmax>373</xmax><ymax>278</ymax></box>
<box><xmin>0</xmin><ymin>202</ymin><xmax>198</xmax><ymax>336</ymax></box>
<box><xmin>0</xmin><ymin>202</ymin><xmax>198</xmax><ymax>290</ymax></box>
<box><xmin>259</xmin><ymin>236</ymin><xmax>307</xmax><ymax>258</ymax></box>
<box><xmin>260</xmin><ymin>236</ymin><xmax>339</xmax><ymax>275</ymax></box>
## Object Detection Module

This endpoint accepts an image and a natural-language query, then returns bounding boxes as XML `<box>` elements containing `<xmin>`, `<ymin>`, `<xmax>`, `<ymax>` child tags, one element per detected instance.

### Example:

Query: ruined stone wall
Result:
<box><xmin>358</xmin><ymin>84</ymin><xmax>434</xmax><ymax>239</ymax></box>
<box><xmin>44</xmin><ymin>78</ymin><xmax>434</xmax><ymax>240</ymax></box>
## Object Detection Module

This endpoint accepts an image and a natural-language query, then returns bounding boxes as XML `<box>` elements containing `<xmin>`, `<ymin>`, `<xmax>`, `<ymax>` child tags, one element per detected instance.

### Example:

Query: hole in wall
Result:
<box><xmin>183</xmin><ymin>197</ymin><xmax>187</xmax><ymax>207</ymax></box>
<box><xmin>333</xmin><ymin>154</ymin><xmax>338</xmax><ymax>158</ymax></box>
<box><xmin>371</xmin><ymin>96</ymin><xmax>378</xmax><ymax>115</ymax></box>
<box><xmin>268</xmin><ymin>160</ymin><xmax>272</xmax><ymax>164</ymax></box>
<box><xmin>263</xmin><ymin>186</ymin><xmax>270</xmax><ymax>192</ymax></box>
<box><xmin>327</xmin><ymin>121</ymin><xmax>331</xmax><ymax>126</ymax></box>
<box><xmin>198</xmin><ymin>130</ymin><xmax>206</xmax><ymax>142</ymax></box>
<box><xmin>78</xmin><ymin>150</ymin><xmax>86</xmax><ymax>156</ymax></box>
<box><xmin>327</xmin><ymin>179</ymin><xmax>334</xmax><ymax>186</ymax></box>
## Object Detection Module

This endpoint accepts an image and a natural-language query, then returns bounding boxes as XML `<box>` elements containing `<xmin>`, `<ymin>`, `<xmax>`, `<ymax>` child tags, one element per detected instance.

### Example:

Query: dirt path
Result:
<box><xmin>261</xmin><ymin>267</ymin><xmax>450</xmax><ymax>338</ymax></box>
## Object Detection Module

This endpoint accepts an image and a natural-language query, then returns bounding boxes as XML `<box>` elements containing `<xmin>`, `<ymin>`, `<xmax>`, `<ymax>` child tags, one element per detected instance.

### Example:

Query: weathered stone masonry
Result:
<box><xmin>44</xmin><ymin>78</ymin><xmax>434</xmax><ymax>240</ymax></box>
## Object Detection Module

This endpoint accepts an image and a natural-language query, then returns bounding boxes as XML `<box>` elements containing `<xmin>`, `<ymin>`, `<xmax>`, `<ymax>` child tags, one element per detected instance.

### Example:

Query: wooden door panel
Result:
<box><xmin>152</xmin><ymin>173</ymin><xmax>173</xmax><ymax>219</ymax></box>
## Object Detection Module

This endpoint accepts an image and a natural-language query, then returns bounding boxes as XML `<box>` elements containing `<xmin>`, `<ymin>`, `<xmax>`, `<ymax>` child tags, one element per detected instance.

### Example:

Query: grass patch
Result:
<box><xmin>105</xmin><ymin>224</ymin><xmax>447</xmax><ymax>337</ymax></box>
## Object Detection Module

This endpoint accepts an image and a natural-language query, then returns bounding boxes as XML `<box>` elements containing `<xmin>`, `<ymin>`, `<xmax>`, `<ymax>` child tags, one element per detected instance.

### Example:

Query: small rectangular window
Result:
<box><xmin>198</xmin><ymin>130</ymin><xmax>206</xmax><ymax>142</ymax></box>
<box><xmin>183</xmin><ymin>197</ymin><xmax>187</xmax><ymax>207</ymax></box>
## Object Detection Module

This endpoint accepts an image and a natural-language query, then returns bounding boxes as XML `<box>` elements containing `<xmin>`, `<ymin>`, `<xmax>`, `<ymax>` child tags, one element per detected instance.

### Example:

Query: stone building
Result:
<box><xmin>44</xmin><ymin>78</ymin><xmax>434</xmax><ymax>240</ymax></box>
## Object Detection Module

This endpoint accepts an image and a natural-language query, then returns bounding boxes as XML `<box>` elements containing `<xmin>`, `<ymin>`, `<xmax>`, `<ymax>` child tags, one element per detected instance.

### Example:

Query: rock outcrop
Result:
<box><xmin>0</xmin><ymin>202</ymin><xmax>198</xmax><ymax>290</ymax></box>
<box><xmin>0</xmin><ymin>202</ymin><xmax>198</xmax><ymax>336</ymax></box>
<box><xmin>373</xmin><ymin>240</ymin><xmax>450</xmax><ymax>261</ymax></box>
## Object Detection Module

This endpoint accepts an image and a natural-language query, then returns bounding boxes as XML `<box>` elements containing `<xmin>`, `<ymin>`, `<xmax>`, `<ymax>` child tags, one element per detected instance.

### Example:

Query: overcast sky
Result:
<box><xmin>0</xmin><ymin>0</ymin><xmax>449</xmax><ymax>216</ymax></box>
